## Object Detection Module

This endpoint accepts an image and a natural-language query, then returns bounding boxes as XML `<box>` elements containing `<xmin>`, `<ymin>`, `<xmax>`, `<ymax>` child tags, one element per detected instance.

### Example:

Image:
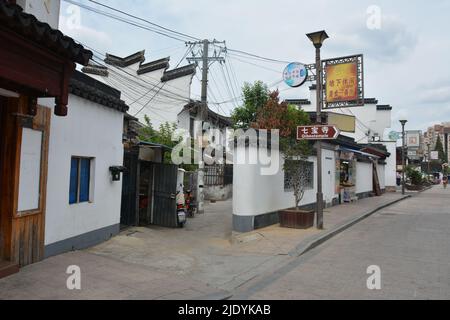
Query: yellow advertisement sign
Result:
<box><xmin>326</xmin><ymin>62</ymin><xmax>358</xmax><ymax>103</ymax></box>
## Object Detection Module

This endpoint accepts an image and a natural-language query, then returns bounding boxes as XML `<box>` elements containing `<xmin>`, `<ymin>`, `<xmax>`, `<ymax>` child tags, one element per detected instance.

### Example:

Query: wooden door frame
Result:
<box><xmin>0</xmin><ymin>95</ymin><xmax>50</xmax><ymax>265</ymax></box>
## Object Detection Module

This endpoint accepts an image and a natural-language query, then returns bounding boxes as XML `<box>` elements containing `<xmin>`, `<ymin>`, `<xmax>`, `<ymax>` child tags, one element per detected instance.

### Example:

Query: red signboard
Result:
<box><xmin>297</xmin><ymin>125</ymin><xmax>340</xmax><ymax>140</ymax></box>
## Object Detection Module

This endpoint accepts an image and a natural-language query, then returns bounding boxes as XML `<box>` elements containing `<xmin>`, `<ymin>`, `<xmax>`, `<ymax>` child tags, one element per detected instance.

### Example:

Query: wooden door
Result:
<box><xmin>0</xmin><ymin>96</ymin><xmax>50</xmax><ymax>266</ymax></box>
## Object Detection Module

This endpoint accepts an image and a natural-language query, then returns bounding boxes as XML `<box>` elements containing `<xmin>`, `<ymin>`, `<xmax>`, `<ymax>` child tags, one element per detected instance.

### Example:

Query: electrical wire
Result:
<box><xmin>87</xmin><ymin>0</ymin><xmax>201</xmax><ymax>41</ymax></box>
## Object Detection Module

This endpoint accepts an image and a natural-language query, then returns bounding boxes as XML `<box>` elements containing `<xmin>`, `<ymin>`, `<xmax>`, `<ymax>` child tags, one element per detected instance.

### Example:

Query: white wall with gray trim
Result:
<box><xmin>39</xmin><ymin>95</ymin><xmax>124</xmax><ymax>249</ymax></box>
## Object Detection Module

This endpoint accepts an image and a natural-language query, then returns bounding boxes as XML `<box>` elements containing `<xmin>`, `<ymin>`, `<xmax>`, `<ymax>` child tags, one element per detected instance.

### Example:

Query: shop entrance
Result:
<box><xmin>0</xmin><ymin>95</ymin><xmax>51</xmax><ymax>268</ymax></box>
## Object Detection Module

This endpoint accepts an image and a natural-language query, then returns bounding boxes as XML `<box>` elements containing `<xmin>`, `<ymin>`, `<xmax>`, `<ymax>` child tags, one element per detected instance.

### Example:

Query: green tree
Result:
<box><xmin>252</xmin><ymin>90</ymin><xmax>311</xmax><ymax>210</ymax></box>
<box><xmin>139</xmin><ymin>116</ymin><xmax>178</xmax><ymax>164</ymax></box>
<box><xmin>231</xmin><ymin>81</ymin><xmax>269</xmax><ymax>129</ymax></box>
<box><xmin>434</xmin><ymin>135</ymin><xmax>446</xmax><ymax>163</ymax></box>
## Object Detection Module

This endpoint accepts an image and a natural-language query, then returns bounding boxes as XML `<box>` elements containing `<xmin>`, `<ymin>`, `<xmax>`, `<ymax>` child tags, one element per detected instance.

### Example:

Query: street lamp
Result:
<box><xmin>306</xmin><ymin>30</ymin><xmax>329</xmax><ymax>230</ymax></box>
<box><xmin>400</xmin><ymin>120</ymin><xmax>408</xmax><ymax>195</ymax></box>
<box><xmin>427</xmin><ymin>142</ymin><xmax>431</xmax><ymax>176</ymax></box>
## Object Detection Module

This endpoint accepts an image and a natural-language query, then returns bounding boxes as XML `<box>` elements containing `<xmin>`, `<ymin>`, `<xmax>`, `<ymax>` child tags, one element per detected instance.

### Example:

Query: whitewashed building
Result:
<box><xmin>40</xmin><ymin>71</ymin><xmax>128</xmax><ymax>257</ymax></box>
<box><xmin>232</xmin><ymin>133</ymin><xmax>389</xmax><ymax>232</ymax></box>
<box><xmin>287</xmin><ymin>85</ymin><xmax>397</xmax><ymax>191</ymax></box>
<box><xmin>82</xmin><ymin>51</ymin><xmax>196</xmax><ymax>130</ymax></box>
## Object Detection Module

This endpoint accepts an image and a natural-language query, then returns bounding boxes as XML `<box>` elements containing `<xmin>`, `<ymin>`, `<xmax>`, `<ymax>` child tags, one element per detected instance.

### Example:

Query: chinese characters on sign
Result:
<box><xmin>297</xmin><ymin>125</ymin><xmax>340</xmax><ymax>140</ymax></box>
<box><xmin>283</xmin><ymin>62</ymin><xmax>308</xmax><ymax>88</ymax></box>
<box><xmin>323</xmin><ymin>54</ymin><xmax>364</xmax><ymax>109</ymax></box>
<box><xmin>326</xmin><ymin>62</ymin><xmax>358</xmax><ymax>103</ymax></box>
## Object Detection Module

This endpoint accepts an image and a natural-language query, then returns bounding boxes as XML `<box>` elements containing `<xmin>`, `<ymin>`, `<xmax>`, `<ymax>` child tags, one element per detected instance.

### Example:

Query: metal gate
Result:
<box><xmin>120</xmin><ymin>149</ymin><xmax>139</xmax><ymax>226</ymax></box>
<box><xmin>151</xmin><ymin>163</ymin><xmax>178</xmax><ymax>228</ymax></box>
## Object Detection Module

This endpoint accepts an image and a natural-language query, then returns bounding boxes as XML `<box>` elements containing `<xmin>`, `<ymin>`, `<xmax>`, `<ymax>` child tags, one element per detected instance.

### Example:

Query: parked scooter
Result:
<box><xmin>176</xmin><ymin>184</ymin><xmax>186</xmax><ymax>228</ymax></box>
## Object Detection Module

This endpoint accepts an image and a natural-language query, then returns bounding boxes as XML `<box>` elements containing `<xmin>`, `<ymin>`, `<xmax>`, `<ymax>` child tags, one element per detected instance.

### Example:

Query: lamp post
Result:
<box><xmin>427</xmin><ymin>142</ymin><xmax>431</xmax><ymax>176</ymax></box>
<box><xmin>306</xmin><ymin>30</ymin><xmax>329</xmax><ymax>230</ymax></box>
<box><xmin>400</xmin><ymin>120</ymin><xmax>408</xmax><ymax>195</ymax></box>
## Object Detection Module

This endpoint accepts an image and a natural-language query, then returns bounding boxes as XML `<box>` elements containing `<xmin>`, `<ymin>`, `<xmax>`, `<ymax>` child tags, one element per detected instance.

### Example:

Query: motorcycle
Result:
<box><xmin>184</xmin><ymin>189</ymin><xmax>196</xmax><ymax>218</ymax></box>
<box><xmin>176</xmin><ymin>186</ymin><xmax>186</xmax><ymax>228</ymax></box>
<box><xmin>176</xmin><ymin>202</ymin><xmax>187</xmax><ymax>228</ymax></box>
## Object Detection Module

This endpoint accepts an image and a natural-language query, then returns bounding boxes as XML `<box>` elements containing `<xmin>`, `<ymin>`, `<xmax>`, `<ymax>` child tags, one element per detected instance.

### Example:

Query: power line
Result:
<box><xmin>88</xmin><ymin>0</ymin><xmax>201</xmax><ymax>41</ymax></box>
<box><xmin>64</xmin><ymin>0</ymin><xmax>295</xmax><ymax>67</ymax></box>
<box><xmin>227</xmin><ymin>54</ymin><xmax>282</xmax><ymax>73</ymax></box>
<box><xmin>63</xmin><ymin>0</ymin><xmax>190</xmax><ymax>42</ymax></box>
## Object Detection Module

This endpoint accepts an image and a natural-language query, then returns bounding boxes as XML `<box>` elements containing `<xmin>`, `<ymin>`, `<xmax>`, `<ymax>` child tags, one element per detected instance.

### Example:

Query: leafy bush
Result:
<box><xmin>406</xmin><ymin>166</ymin><xmax>423</xmax><ymax>186</ymax></box>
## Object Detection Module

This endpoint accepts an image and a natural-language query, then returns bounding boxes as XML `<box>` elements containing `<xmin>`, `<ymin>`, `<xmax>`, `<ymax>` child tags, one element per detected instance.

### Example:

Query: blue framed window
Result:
<box><xmin>69</xmin><ymin>157</ymin><xmax>92</xmax><ymax>204</ymax></box>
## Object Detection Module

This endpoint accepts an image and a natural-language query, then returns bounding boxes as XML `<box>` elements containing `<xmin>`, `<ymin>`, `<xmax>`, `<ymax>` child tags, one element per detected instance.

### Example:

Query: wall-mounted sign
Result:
<box><xmin>406</xmin><ymin>131</ymin><xmax>421</xmax><ymax>148</ymax></box>
<box><xmin>431</xmin><ymin>151</ymin><xmax>439</xmax><ymax>160</ymax></box>
<box><xmin>283</xmin><ymin>62</ymin><xmax>308</xmax><ymax>88</ymax></box>
<box><xmin>327</xmin><ymin>112</ymin><xmax>356</xmax><ymax>133</ymax></box>
<box><xmin>388</xmin><ymin>131</ymin><xmax>401</xmax><ymax>141</ymax></box>
<box><xmin>297</xmin><ymin>125</ymin><xmax>340</xmax><ymax>140</ymax></box>
<box><xmin>323</xmin><ymin>54</ymin><xmax>364</xmax><ymax>109</ymax></box>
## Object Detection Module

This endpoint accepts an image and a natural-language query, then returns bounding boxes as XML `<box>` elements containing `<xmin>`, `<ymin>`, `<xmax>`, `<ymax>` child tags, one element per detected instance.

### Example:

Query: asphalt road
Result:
<box><xmin>236</xmin><ymin>187</ymin><xmax>450</xmax><ymax>300</ymax></box>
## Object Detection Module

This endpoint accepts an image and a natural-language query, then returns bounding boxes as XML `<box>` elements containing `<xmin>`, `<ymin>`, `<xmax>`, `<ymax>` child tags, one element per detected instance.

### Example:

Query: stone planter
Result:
<box><xmin>405</xmin><ymin>184</ymin><xmax>423</xmax><ymax>191</ymax></box>
<box><xmin>279</xmin><ymin>209</ymin><xmax>315</xmax><ymax>229</ymax></box>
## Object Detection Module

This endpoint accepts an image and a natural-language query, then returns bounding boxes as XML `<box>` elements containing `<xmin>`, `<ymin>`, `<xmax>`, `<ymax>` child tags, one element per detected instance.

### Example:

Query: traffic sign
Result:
<box><xmin>297</xmin><ymin>125</ymin><xmax>340</xmax><ymax>140</ymax></box>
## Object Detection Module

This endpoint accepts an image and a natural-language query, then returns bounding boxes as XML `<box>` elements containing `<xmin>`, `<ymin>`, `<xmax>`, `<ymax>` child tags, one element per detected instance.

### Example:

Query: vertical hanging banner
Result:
<box><xmin>323</xmin><ymin>54</ymin><xmax>364</xmax><ymax>109</ymax></box>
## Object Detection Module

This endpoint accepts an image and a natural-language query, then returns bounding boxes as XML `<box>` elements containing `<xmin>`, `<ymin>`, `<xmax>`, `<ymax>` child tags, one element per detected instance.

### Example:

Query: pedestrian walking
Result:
<box><xmin>443</xmin><ymin>176</ymin><xmax>448</xmax><ymax>189</ymax></box>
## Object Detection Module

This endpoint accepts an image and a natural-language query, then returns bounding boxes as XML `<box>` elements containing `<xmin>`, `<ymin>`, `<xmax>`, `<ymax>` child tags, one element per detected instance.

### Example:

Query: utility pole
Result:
<box><xmin>186</xmin><ymin>39</ymin><xmax>225</xmax><ymax>214</ymax></box>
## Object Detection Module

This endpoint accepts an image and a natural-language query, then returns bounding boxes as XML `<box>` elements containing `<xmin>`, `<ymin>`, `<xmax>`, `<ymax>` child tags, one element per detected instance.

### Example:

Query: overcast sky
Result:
<box><xmin>59</xmin><ymin>0</ymin><xmax>450</xmax><ymax>134</ymax></box>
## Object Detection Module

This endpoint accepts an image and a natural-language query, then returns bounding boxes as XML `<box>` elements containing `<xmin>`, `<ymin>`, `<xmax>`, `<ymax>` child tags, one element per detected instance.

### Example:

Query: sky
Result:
<box><xmin>59</xmin><ymin>0</ymin><xmax>450</xmax><ymax>134</ymax></box>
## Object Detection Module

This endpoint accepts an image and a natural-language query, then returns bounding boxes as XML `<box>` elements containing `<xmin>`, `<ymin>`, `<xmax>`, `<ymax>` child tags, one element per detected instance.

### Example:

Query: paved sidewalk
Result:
<box><xmin>0</xmin><ymin>251</ymin><xmax>226</xmax><ymax>300</ymax></box>
<box><xmin>0</xmin><ymin>192</ymin><xmax>409</xmax><ymax>299</ymax></box>
<box><xmin>234</xmin><ymin>186</ymin><xmax>450</xmax><ymax>300</ymax></box>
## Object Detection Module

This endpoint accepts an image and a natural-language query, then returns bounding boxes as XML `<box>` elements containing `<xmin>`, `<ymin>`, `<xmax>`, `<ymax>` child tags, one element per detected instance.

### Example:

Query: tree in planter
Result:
<box><xmin>405</xmin><ymin>165</ymin><xmax>423</xmax><ymax>186</ymax></box>
<box><xmin>252</xmin><ymin>90</ymin><xmax>311</xmax><ymax>210</ymax></box>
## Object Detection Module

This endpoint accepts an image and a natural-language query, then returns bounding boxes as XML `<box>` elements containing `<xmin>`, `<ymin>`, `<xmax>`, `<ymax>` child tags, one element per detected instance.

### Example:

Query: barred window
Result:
<box><xmin>284</xmin><ymin>160</ymin><xmax>314</xmax><ymax>191</ymax></box>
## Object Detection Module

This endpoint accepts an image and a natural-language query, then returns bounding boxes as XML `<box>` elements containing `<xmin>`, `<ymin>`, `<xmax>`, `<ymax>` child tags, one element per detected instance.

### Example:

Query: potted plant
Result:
<box><xmin>252</xmin><ymin>91</ymin><xmax>313</xmax><ymax>229</ymax></box>
<box><xmin>278</xmin><ymin>138</ymin><xmax>314</xmax><ymax>229</ymax></box>
<box><xmin>405</xmin><ymin>165</ymin><xmax>424</xmax><ymax>191</ymax></box>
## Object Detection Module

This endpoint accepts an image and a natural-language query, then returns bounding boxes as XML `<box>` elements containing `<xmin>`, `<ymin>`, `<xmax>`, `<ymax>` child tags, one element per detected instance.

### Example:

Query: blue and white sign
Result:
<box><xmin>283</xmin><ymin>62</ymin><xmax>308</xmax><ymax>88</ymax></box>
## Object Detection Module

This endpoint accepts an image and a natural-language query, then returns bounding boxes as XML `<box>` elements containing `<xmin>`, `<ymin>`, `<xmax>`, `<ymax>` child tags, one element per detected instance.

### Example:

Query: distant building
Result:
<box><xmin>425</xmin><ymin>123</ymin><xmax>450</xmax><ymax>163</ymax></box>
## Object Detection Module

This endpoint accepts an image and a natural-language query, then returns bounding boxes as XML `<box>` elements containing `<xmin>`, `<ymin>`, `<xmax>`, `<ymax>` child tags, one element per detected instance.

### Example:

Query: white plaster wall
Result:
<box><xmin>88</xmin><ymin>61</ymin><xmax>193</xmax><ymax>129</ymax></box>
<box><xmin>177</xmin><ymin>108</ymin><xmax>191</xmax><ymax>134</ymax></box>
<box><xmin>233</xmin><ymin>145</ymin><xmax>337</xmax><ymax>217</ymax></box>
<box><xmin>377</xmin><ymin>164</ymin><xmax>386</xmax><ymax>190</ymax></box>
<box><xmin>121</xmin><ymin>63</ymin><xmax>192</xmax><ymax>129</ymax></box>
<box><xmin>39</xmin><ymin>95</ymin><xmax>124</xmax><ymax>246</ymax></box>
<box><xmin>383</xmin><ymin>141</ymin><xmax>397</xmax><ymax>187</ymax></box>
<box><xmin>301</xmin><ymin>89</ymin><xmax>391</xmax><ymax>143</ymax></box>
<box><xmin>18</xmin><ymin>0</ymin><xmax>60</xmax><ymax>29</ymax></box>
<box><xmin>356</xmin><ymin>162</ymin><xmax>373</xmax><ymax>194</ymax></box>
<box><xmin>375</xmin><ymin>110</ymin><xmax>392</xmax><ymax>140</ymax></box>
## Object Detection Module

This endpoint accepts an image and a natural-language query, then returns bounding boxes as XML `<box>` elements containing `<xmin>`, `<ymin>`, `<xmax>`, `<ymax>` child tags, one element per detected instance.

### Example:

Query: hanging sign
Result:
<box><xmin>323</xmin><ymin>54</ymin><xmax>364</xmax><ymax>109</ymax></box>
<box><xmin>283</xmin><ymin>62</ymin><xmax>308</xmax><ymax>88</ymax></box>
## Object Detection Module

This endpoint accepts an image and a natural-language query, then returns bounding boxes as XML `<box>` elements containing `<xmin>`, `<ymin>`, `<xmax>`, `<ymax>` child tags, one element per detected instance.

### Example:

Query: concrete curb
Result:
<box><xmin>197</xmin><ymin>192</ymin><xmax>417</xmax><ymax>300</ymax></box>
<box><xmin>288</xmin><ymin>195</ymin><xmax>412</xmax><ymax>257</ymax></box>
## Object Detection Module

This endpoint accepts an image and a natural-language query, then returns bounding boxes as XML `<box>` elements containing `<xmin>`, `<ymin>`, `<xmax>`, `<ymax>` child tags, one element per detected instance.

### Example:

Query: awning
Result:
<box><xmin>339</xmin><ymin>147</ymin><xmax>380</xmax><ymax>159</ymax></box>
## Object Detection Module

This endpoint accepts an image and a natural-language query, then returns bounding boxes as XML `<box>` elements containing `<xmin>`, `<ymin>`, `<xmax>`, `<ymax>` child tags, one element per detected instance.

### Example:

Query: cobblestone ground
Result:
<box><xmin>237</xmin><ymin>187</ymin><xmax>450</xmax><ymax>300</ymax></box>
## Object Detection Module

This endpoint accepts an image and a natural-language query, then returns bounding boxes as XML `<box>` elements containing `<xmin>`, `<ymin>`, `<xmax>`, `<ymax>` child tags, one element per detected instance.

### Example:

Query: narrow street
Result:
<box><xmin>235</xmin><ymin>186</ymin><xmax>450</xmax><ymax>300</ymax></box>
